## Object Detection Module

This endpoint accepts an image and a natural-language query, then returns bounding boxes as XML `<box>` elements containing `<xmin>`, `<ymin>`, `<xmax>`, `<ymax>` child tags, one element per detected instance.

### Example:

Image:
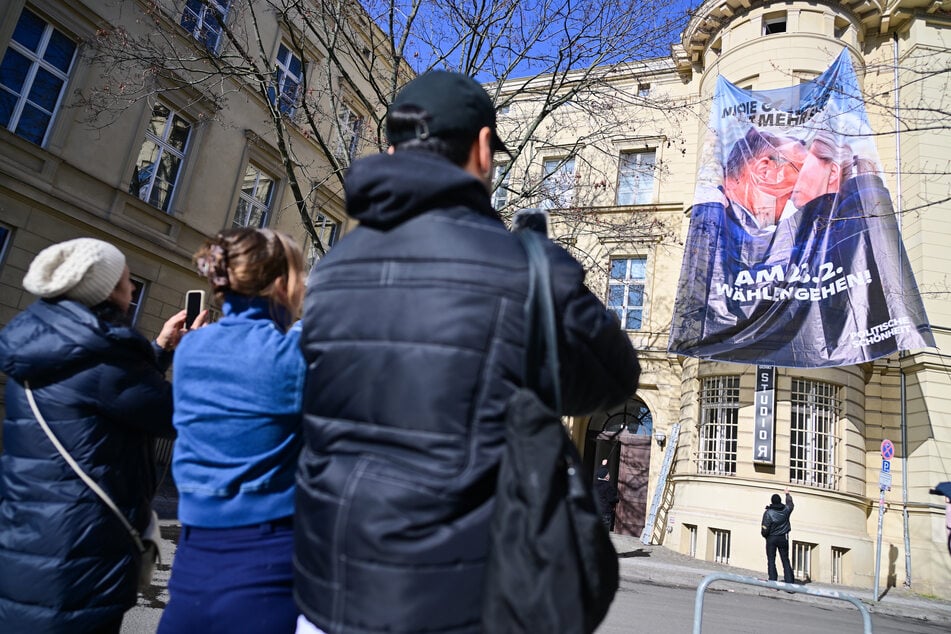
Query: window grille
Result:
<box><xmin>607</xmin><ymin>258</ymin><xmax>646</xmax><ymax>330</ymax></box>
<box><xmin>686</xmin><ymin>524</ymin><xmax>697</xmax><ymax>558</ymax></box>
<box><xmin>712</xmin><ymin>528</ymin><xmax>731</xmax><ymax>564</ymax></box>
<box><xmin>697</xmin><ymin>376</ymin><xmax>740</xmax><ymax>475</ymax></box>
<box><xmin>792</xmin><ymin>541</ymin><xmax>815</xmax><ymax>582</ymax></box>
<box><xmin>790</xmin><ymin>379</ymin><xmax>840</xmax><ymax>490</ymax></box>
<box><xmin>0</xmin><ymin>8</ymin><xmax>77</xmax><ymax>146</ymax></box>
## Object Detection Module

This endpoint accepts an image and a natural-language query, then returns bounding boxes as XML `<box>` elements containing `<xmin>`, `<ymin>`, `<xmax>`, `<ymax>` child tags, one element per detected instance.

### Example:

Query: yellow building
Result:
<box><xmin>494</xmin><ymin>0</ymin><xmax>951</xmax><ymax>595</ymax></box>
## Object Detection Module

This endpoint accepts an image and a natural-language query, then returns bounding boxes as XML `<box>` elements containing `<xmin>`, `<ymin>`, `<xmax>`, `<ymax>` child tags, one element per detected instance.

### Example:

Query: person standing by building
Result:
<box><xmin>293</xmin><ymin>71</ymin><xmax>640</xmax><ymax>634</ymax></box>
<box><xmin>0</xmin><ymin>238</ymin><xmax>191</xmax><ymax>633</ymax></box>
<box><xmin>761</xmin><ymin>488</ymin><xmax>795</xmax><ymax>584</ymax></box>
<box><xmin>158</xmin><ymin>228</ymin><xmax>306</xmax><ymax>634</ymax></box>
<box><xmin>595</xmin><ymin>463</ymin><xmax>620</xmax><ymax>531</ymax></box>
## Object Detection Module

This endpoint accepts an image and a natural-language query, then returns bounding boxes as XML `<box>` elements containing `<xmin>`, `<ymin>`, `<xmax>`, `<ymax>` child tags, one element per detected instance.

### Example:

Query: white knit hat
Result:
<box><xmin>23</xmin><ymin>238</ymin><xmax>127</xmax><ymax>307</ymax></box>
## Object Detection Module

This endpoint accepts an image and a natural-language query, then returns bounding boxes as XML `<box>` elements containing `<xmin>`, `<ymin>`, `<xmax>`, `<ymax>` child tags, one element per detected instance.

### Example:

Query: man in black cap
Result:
<box><xmin>293</xmin><ymin>71</ymin><xmax>640</xmax><ymax>634</ymax></box>
<box><xmin>761</xmin><ymin>488</ymin><xmax>795</xmax><ymax>584</ymax></box>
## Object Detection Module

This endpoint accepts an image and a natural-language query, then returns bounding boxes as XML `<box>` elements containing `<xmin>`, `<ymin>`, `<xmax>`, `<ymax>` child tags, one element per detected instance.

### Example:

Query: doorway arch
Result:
<box><xmin>585</xmin><ymin>398</ymin><xmax>653</xmax><ymax>537</ymax></box>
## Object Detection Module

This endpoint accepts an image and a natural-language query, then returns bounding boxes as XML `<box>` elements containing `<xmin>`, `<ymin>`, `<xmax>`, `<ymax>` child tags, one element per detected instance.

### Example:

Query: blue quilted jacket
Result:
<box><xmin>0</xmin><ymin>299</ymin><xmax>174</xmax><ymax>633</ymax></box>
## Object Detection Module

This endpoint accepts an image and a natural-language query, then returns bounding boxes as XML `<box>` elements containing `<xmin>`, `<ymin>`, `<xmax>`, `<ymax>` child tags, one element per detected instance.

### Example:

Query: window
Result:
<box><xmin>617</xmin><ymin>150</ymin><xmax>655</xmax><ymax>206</ymax></box>
<box><xmin>270</xmin><ymin>43</ymin><xmax>303</xmax><ymax>116</ymax></box>
<box><xmin>763</xmin><ymin>12</ymin><xmax>787</xmax><ymax>35</ymax></box>
<box><xmin>180</xmin><ymin>0</ymin><xmax>229</xmax><ymax>54</ymax></box>
<box><xmin>540</xmin><ymin>157</ymin><xmax>575</xmax><ymax>210</ymax></box>
<box><xmin>129</xmin><ymin>276</ymin><xmax>146</xmax><ymax>326</ymax></box>
<box><xmin>335</xmin><ymin>105</ymin><xmax>364</xmax><ymax>161</ymax></box>
<box><xmin>790</xmin><ymin>379</ymin><xmax>840</xmax><ymax>490</ymax></box>
<box><xmin>496</xmin><ymin>104</ymin><xmax>510</xmax><ymax>115</ymax></box>
<box><xmin>233</xmin><ymin>164</ymin><xmax>275</xmax><ymax>228</ymax></box>
<box><xmin>306</xmin><ymin>212</ymin><xmax>340</xmax><ymax>270</ymax></box>
<box><xmin>697</xmin><ymin>376</ymin><xmax>740</xmax><ymax>475</ymax></box>
<box><xmin>831</xmin><ymin>547</ymin><xmax>848</xmax><ymax>584</ymax></box>
<box><xmin>0</xmin><ymin>223</ymin><xmax>12</xmax><ymax>269</ymax></box>
<box><xmin>685</xmin><ymin>524</ymin><xmax>697</xmax><ymax>558</ymax></box>
<box><xmin>607</xmin><ymin>257</ymin><xmax>646</xmax><ymax>330</ymax></box>
<box><xmin>0</xmin><ymin>8</ymin><xmax>76</xmax><ymax>145</ymax></box>
<box><xmin>711</xmin><ymin>528</ymin><xmax>731</xmax><ymax>564</ymax></box>
<box><xmin>129</xmin><ymin>103</ymin><xmax>192</xmax><ymax>212</ymax></box>
<box><xmin>637</xmin><ymin>83</ymin><xmax>650</xmax><ymax>97</ymax></box>
<box><xmin>492</xmin><ymin>163</ymin><xmax>510</xmax><ymax>209</ymax></box>
<box><xmin>792</xmin><ymin>541</ymin><xmax>815</xmax><ymax>582</ymax></box>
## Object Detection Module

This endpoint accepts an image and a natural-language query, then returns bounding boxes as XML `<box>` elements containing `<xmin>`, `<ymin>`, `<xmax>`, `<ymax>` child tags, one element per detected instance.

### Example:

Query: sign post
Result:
<box><xmin>873</xmin><ymin>439</ymin><xmax>895</xmax><ymax>601</ymax></box>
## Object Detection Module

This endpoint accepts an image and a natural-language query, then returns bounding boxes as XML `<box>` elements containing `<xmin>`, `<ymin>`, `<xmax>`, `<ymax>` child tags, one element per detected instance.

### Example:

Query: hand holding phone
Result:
<box><xmin>185</xmin><ymin>290</ymin><xmax>205</xmax><ymax>330</ymax></box>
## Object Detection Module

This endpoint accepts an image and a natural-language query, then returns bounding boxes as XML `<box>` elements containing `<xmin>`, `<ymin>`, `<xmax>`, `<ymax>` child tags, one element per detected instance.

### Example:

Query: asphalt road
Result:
<box><xmin>599</xmin><ymin>577</ymin><xmax>948</xmax><ymax>634</ymax></box>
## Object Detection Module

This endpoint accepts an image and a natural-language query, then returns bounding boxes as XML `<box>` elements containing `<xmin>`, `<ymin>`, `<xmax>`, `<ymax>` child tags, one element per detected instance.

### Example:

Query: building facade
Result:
<box><xmin>0</xmin><ymin>0</ymin><xmax>385</xmax><ymax>431</ymax></box>
<box><xmin>495</xmin><ymin>0</ymin><xmax>951</xmax><ymax>596</ymax></box>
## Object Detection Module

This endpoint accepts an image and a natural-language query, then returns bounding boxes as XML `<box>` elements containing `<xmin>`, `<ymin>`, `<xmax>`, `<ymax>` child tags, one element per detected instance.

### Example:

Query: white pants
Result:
<box><xmin>296</xmin><ymin>614</ymin><xmax>329</xmax><ymax>634</ymax></box>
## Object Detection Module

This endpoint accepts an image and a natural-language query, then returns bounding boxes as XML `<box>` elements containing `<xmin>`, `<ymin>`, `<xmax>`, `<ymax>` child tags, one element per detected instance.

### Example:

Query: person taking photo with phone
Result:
<box><xmin>158</xmin><ymin>228</ymin><xmax>306</xmax><ymax>634</ymax></box>
<box><xmin>0</xmin><ymin>237</ymin><xmax>193</xmax><ymax>633</ymax></box>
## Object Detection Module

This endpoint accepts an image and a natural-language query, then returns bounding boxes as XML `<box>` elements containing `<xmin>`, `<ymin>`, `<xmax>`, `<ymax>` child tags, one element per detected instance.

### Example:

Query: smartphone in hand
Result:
<box><xmin>184</xmin><ymin>290</ymin><xmax>205</xmax><ymax>329</ymax></box>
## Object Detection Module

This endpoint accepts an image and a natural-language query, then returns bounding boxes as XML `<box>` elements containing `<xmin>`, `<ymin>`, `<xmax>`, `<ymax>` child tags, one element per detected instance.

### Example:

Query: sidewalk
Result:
<box><xmin>610</xmin><ymin>532</ymin><xmax>951</xmax><ymax>627</ymax></box>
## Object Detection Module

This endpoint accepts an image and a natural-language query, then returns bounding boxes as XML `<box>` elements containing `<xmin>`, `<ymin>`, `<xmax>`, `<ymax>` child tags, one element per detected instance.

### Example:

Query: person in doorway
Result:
<box><xmin>595</xmin><ymin>463</ymin><xmax>620</xmax><ymax>531</ymax></box>
<box><xmin>0</xmin><ymin>237</ymin><xmax>193</xmax><ymax>633</ymax></box>
<box><xmin>158</xmin><ymin>228</ymin><xmax>306</xmax><ymax>634</ymax></box>
<box><xmin>761</xmin><ymin>488</ymin><xmax>795</xmax><ymax>583</ymax></box>
<box><xmin>294</xmin><ymin>70</ymin><xmax>640</xmax><ymax>634</ymax></box>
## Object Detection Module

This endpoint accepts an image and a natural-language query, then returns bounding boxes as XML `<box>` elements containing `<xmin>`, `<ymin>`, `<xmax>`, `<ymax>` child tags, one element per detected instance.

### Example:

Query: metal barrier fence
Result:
<box><xmin>693</xmin><ymin>572</ymin><xmax>873</xmax><ymax>634</ymax></box>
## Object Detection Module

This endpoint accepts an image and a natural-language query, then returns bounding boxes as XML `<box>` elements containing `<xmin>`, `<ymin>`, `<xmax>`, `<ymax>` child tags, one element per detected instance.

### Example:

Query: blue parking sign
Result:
<box><xmin>882</xmin><ymin>460</ymin><xmax>891</xmax><ymax>472</ymax></box>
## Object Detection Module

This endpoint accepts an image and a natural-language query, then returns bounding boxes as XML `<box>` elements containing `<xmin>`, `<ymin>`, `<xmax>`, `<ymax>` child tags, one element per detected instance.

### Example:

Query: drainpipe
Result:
<box><xmin>893</xmin><ymin>30</ymin><xmax>912</xmax><ymax>589</ymax></box>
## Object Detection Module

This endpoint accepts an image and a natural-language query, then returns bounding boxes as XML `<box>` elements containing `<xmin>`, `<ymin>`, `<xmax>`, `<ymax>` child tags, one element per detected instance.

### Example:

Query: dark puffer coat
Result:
<box><xmin>0</xmin><ymin>299</ymin><xmax>174</xmax><ymax>633</ymax></box>
<box><xmin>295</xmin><ymin>151</ymin><xmax>640</xmax><ymax>634</ymax></box>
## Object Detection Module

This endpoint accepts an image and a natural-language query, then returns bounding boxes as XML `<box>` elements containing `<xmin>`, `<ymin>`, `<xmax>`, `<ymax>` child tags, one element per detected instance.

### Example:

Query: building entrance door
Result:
<box><xmin>584</xmin><ymin>399</ymin><xmax>653</xmax><ymax>536</ymax></box>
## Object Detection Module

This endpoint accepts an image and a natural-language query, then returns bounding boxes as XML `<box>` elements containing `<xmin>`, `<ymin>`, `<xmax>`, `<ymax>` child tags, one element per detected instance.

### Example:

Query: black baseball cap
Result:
<box><xmin>386</xmin><ymin>71</ymin><xmax>510</xmax><ymax>156</ymax></box>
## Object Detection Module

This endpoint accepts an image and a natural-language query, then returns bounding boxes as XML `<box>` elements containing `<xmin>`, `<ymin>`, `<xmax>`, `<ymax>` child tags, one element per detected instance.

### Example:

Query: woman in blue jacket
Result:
<box><xmin>0</xmin><ymin>237</ymin><xmax>192</xmax><ymax>633</ymax></box>
<box><xmin>158</xmin><ymin>228</ymin><xmax>306</xmax><ymax>634</ymax></box>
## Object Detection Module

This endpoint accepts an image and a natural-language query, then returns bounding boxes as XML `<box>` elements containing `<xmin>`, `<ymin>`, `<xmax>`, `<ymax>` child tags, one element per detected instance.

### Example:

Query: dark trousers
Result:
<box><xmin>158</xmin><ymin>517</ymin><xmax>297</xmax><ymax>634</ymax></box>
<box><xmin>765</xmin><ymin>533</ymin><xmax>795</xmax><ymax>583</ymax></box>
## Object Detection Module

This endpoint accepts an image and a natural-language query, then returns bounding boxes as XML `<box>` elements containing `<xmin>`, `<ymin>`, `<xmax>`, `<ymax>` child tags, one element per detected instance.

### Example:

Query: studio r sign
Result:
<box><xmin>753</xmin><ymin>366</ymin><xmax>776</xmax><ymax>465</ymax></box>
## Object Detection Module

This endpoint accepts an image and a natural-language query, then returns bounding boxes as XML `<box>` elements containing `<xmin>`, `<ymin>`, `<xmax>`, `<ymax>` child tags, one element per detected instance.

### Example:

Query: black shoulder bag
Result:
<box><xmin>481</xmin><ymin>228</ymin><xmax>619</xmax><ymax>634</ymax></box>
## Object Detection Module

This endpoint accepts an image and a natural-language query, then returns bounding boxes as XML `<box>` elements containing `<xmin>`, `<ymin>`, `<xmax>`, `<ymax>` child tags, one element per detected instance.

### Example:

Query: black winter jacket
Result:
<box><xmin>762</xmin><ymin>493</ymin><xmax>794</xmax><ymax>537</ymax></box>
<box><xmin>0</xmin><ymin>299</ymin><xmax>174</xmax><ymax>633</ymax></box>
<box><xmin>295</xmin><ymin>151</ymin><xmax>640</xmax><ymax>634</ymax></box>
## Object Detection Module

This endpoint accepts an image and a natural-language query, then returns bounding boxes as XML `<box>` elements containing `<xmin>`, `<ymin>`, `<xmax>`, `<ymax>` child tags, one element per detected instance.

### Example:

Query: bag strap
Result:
<box><xmin>517</xmin><ymin>228</ymin><xmax>562</xmax><ymax>413</ymax></box>
<box><xmin>23</xmin><ymin>381</ymin><xmax>147</xmax><ymax>554</ymax></box>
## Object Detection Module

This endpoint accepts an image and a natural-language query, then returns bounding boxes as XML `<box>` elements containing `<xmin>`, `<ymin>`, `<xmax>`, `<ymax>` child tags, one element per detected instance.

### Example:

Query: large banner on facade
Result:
<box><xmin>668</xmin><ymin>51</ymin><xmax>934</xmax><ymax>368</ymax></box>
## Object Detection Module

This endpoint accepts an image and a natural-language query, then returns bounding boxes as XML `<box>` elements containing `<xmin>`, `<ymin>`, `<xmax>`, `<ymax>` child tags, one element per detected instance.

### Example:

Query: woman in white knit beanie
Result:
<box><xmin>0</xmin><ymin>237</ymin><xmax>203</xmax><ymax>633</ymax></box>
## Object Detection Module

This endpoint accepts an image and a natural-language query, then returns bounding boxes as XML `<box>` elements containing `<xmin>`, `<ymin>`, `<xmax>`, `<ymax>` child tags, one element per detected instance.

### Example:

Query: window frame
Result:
<box><xmin>128</xmin><ymin>275</ymin><xmax>147</xmax><ymax>326</ymax></box>
<box><xmin>335</xmin><ymin>103</ymin><xmax>364</xmax><ymax>161</ymax></box>
<box><xmin>180</xmin><ymin>0</ymin><xmax>230</xmax><ymax>55</ymax></box>
<box><xmin>606</xmin><ymin>256</ymin><xmax>647</xmax><ymax>331</ymax></box>
<box><xmin>232</xmin><ymin>162</ymin><xmax>276</xmax><ymax>228</ymax></box>
<box><xmin>616</xmin><ymin>149</ymin><xmax>656</xmax><ymax>206</ymax></box>
<box><xmin>0</xmin><ymin>7</ymin><xmax>77</xmax><ymax>146</ymax></box>
<box><xmin>492</xmin><ymin>162</ymin><xmax>510</xmax><ymax>210</ymax></box>
<box><xmin>696</xmin><ymin>375</ymin><xmax>740</xmax><ymax>476</ymax></box>
<box><xmin>540</xmin><ymin>156</ymin><xmax>575</xmax><ymax>210</ymax></box>
<box><xmin>271</xmin><ymin>42</ymin><xmax>303</xmax><ymax>117</ymax></box>
<box><xmin>128</xmin><ymin>102</ymin><xmax>193</xmax><ymax>213</ymax></box>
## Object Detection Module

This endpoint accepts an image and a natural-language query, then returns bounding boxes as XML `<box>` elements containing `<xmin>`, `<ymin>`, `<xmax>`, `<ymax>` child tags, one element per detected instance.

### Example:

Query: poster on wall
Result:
<box><xmin>668</xmin><ymin>50</ymin><xmax>934</xmax><ymax>368</ymax></box>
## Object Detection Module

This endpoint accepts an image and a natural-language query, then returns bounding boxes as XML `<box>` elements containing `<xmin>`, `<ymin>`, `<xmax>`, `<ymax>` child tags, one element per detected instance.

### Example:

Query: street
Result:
<box><xmin>599</xmin><ymin>578</ymin><xmax>949</xmax><ymax>633</ymax></box>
